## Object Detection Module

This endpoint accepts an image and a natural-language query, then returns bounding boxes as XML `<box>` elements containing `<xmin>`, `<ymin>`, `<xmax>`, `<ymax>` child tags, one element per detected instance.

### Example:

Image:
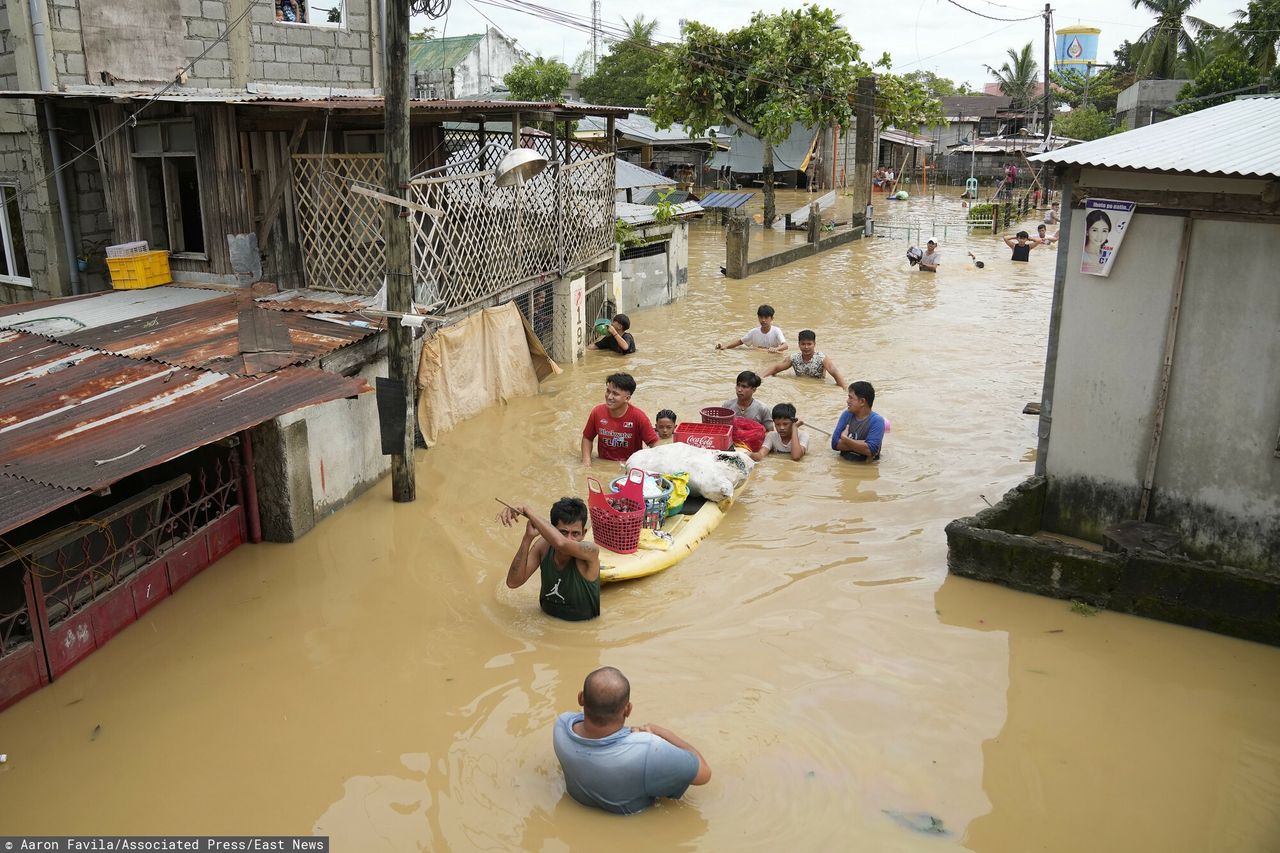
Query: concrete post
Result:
<box><xmin>725</xmin><ymin>213</ymin><xmax>750</xmax><ymax>279</ymax></box>
<box><xmin>552</xmin><ymin>273</ymin><xmax>586</xmax><ymax>364</ymax></box>
<box><xmin>248</xmin><ymin>419</ymin><xmax>316</xmax><ymax>542</ymax></box>
<box><xmin>806</xmin><ymin>203</ymin><xmax>821</xmax><ymax>244</ymax></box>
<box><xmin>851</xmin><ymin>76</ymin><xmax>875</xmax><ymax>229</ymax></box>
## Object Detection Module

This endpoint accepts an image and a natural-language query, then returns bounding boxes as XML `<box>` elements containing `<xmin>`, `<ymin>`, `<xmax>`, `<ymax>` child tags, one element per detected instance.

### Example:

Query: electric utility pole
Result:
<box><xmin>385</xmin><ymin>0</ymin><xmax>415</xmax><ymax>502</ymax></box>
<box><xmin>1043</xmin><ymin>3</ymin><xmax>1052</xmax><ymax>146</ymax></box>
<box><xmin>590</xmin><ymin>0</ymin><xmax>601</xmax><ymax>75</ymax></box>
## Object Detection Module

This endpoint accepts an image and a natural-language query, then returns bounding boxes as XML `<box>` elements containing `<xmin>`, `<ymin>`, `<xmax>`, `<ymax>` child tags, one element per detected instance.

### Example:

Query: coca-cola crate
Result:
<box><xmin>674</xmin><ymin>422</ymin><xmax>733</xmax><ymax>451</ymax></box>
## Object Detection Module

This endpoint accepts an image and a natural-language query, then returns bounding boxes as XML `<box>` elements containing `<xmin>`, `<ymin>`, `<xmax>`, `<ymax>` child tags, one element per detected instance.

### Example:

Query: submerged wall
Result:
<box><xmin>947</xmin><ymin>478</ymin><xmax>1280</xmax><ymax>646</ymax></box>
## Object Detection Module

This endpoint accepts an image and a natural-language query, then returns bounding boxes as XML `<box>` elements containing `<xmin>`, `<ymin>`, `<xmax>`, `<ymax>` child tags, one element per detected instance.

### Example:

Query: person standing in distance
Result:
<box><xmin>553</xmin><ymin>666</ymin><xmax>712</xmax><ymax>814</ymax></box>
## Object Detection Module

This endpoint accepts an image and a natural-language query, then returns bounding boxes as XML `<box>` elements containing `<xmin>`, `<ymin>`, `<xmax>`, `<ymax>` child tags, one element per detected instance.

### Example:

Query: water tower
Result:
<box><xmin>1055</xmin><ymin>26</ymin><xmax>1102</xmax><ymax>76</ymax></box>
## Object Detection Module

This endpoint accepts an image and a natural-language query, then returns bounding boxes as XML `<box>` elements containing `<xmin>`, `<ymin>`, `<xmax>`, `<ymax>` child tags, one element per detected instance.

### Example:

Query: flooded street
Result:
<box><xmin>3</xmin><ymin>189</ymin><xmax>1279</xmax><ymax>851</ymax></box>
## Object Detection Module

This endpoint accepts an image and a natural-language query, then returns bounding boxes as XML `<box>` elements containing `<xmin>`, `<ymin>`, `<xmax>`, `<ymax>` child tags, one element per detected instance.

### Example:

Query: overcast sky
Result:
<box><xmin>415</xmin><ymin>0</ymin><xmax>1246</xmax><ymax>90</ymax></box>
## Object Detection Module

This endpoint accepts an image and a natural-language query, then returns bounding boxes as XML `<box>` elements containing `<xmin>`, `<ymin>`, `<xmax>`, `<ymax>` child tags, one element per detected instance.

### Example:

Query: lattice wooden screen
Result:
<box><xmin>292</xmin><ymin>154</ymin><xmax>387</xmax><ymax>296</ymax></box>
<box><xmin>292</xmin><ymin>149</ymin><xmax>615</xmax><ymax>309</ymax></box>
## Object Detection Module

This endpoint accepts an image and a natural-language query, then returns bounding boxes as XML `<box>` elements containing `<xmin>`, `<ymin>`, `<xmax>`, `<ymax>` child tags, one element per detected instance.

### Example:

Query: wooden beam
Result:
<box><xmin>255</xmin><ymin>119</ymin><xmax>309</xmax><ymax>245</ymax></box>
<box><xmin>349</xmin><ymin>183</ymin><xmax>441</xmax><ymax>216</ymax></box>
<box><xmin>1071</xmin><ymin>185</ymin><xmax>1280</xmax><ymax>217</ymax></box>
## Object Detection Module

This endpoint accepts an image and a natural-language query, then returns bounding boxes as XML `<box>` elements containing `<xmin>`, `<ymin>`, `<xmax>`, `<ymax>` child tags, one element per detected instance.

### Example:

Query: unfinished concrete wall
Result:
<box><xmin>616</xmin><ymin>220</ymin><xmax>688</xmax><ymax>312</ymax></box>
<box><xmin>253</xmin><ymin>353</ymin><xmax>390</xmax><ymax>541</ymax></box>
<box><xmin>454</xmin><ymin>28</ymin><xmax>524</xmax><ymax>97</ymax></box>
<box><xmin>0</xmin><ymin>0</ymin><xmax>19</xmax><ymax>89</ymax></box>
<box><xmin>1043</xmin><ymin>170</ymin><xmax>1280</xmax><ymax>574</ymax></box>
<box><xmin>248</xmin><ymin>0</ymin><xmax>376</xmax><ymax>88</ymax></box>
<box><xmin>15</xmin><ymin>0</ymin><xmax>376</xmax><ymax>90</ymax></box>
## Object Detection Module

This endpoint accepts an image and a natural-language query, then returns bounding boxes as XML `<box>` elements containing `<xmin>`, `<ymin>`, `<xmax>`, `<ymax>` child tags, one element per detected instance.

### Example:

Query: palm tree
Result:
<box><xmin>615</xmin><ymin>14</ymin><xmax>658</xmax><ymax>45</ymax></box>
<box><xmin>1131</xmin><ymin>0</ymin><xmax>1209</xmax><ymax>78</ymax></box>
<box><xmin>1235</xmin><ymin>0</ymin><xmax>1280</xmax><ymax>74</ymax></box>
<box><xmin>986</xmin><ymin>43</ymin><xmax>1040</xmax><ymax>111</ymax></box>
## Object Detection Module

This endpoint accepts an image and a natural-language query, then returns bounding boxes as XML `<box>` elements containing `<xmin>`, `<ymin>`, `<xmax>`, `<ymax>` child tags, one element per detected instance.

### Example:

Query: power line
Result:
<box><xmin>942</xmin><ymin>0</ymin><xmax>1042</xmax><ymax>23</ymax></box>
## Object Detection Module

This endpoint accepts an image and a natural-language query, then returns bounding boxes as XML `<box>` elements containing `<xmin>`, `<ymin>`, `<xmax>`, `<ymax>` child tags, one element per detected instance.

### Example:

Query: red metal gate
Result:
<box><xmin>0</xmin><ymin>445</ymin><xmax>245</xmax><ymax>710</ymax></box>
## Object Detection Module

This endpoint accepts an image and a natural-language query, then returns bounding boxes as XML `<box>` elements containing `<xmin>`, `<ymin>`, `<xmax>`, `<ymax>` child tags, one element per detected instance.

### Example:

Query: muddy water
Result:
<box><xmin>3</xmin><ymin>189</ymin><xmax>1279</xmax><ymax>851</ymax></box>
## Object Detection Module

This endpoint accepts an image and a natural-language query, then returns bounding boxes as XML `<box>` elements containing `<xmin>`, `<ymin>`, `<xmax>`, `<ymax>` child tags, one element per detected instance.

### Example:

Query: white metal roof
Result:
<box><xmin>616</xmin><ymin>158</ymin><xmax>675</xmax><ymax>191</ymax></box>
<box><xmin>1031</xmin><ymin>96</ymin><xmax>1280</xmax><ymax>178</ymax></box>
<box><xmin>0</xmin><ymin>286</ymin><xmax>225</xmax><ymax>337</ymax></box>
<box><xmin>617</xmin><ymin>200</ymin><xmax>703</xmax><ymax>226</ymax></box>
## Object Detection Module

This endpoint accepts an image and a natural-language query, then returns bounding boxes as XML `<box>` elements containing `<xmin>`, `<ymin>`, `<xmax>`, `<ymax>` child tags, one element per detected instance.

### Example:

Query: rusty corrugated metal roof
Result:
<box><xmin>16</xmin><ymin>290</ymin><xmax>381</xmax><ymax>376</ymax></box>
<box><xmin>0</xmin><ymin>88</ymin><xmax>634</xmax><ymax>116</ymax></box>
<box><xmin>0</xmin><ymin>328</ymin><xmax>369</xmax><ymax>534</ymax></box>
<box><xmin>255</xmin><ymin>289</ymin><xmax>372</xmax><ymax>313</ymax></box>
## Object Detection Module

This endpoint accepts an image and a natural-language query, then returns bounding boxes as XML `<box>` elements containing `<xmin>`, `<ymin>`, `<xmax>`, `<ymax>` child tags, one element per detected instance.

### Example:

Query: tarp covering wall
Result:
<box><xmin>416</xmin><ymin>302</ymin><xmax>559</xmax><ymax>442</ymax></box>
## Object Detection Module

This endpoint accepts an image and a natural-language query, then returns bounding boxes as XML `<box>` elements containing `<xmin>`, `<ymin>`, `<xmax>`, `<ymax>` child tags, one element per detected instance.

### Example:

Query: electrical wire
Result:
<box><xmin>942</xmin><ymin>0</ymin><xmax>1043</xmax><ymax>23</ymax></box>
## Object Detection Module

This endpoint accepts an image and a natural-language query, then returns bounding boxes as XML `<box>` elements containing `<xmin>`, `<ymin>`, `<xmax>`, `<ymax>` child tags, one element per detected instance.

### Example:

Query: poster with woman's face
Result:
<box><xmin>1080</xmin><ymin>198</ymin><xmax>1137</xmax><ymax>277</ymax></box>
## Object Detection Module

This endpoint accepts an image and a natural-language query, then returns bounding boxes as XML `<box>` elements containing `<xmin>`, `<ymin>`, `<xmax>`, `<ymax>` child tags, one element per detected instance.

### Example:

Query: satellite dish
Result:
<box><xmin>494</xmin><ymin>147</ymin><xmax>548</xmax><ymax>188</ymax></box>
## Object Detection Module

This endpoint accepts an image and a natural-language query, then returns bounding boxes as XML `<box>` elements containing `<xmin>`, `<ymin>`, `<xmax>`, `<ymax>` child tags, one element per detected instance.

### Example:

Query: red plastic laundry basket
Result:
<box><xmin>588</xmin><ymin>468</ymin><xmax>645</xmax><ymax>554</ymax></box>
<box><xmin>700</xmin><ymin>406</ymin><xmax>735</xmax><ymax>426</ymax></box>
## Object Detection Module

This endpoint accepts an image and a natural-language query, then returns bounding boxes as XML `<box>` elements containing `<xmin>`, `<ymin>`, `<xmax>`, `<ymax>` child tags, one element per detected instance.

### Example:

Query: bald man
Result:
<box><xmin>553</xmin><ymin>666</ymin><xmax>711</xmax><ymax>814</ymax></box>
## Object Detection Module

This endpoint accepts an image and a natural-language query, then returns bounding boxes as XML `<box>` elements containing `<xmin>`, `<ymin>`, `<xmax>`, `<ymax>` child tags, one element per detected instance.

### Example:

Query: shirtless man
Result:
<box><xmin>762</xmin><ymin>329</ymin><xmax>846</xmax><ymax>387</ymax></box>
<box><xmin>498</xmin><ymin>498</ymin><xmax>601</xmax><ymax>621</ymax></box>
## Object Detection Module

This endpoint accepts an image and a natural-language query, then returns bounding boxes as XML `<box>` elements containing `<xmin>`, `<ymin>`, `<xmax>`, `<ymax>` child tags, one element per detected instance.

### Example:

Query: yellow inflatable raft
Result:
<box><xmin>596</xmin><ymin>474</ymin><xmax>750</xmax><ymax>583</ymax></box>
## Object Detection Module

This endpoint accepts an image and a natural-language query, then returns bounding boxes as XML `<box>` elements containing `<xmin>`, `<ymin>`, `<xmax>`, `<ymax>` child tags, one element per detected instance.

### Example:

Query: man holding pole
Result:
<box><xmin>497</xmin><ymin>498</ymin><xmax>600</xmax><ymax>621</ymax></box>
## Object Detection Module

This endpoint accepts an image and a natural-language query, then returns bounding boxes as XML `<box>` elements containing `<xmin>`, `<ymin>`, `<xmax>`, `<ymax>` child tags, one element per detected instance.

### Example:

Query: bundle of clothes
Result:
<box><xmin>625</xmin><ymin>443</ymin><xmax>754</xmax><ymax>503</ymax></box>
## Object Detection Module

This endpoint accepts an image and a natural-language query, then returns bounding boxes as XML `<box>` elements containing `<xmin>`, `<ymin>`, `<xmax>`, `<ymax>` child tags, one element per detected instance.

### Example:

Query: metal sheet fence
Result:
<box><xmin>293</xmin><ymin>146</ymin><xmax>616</xmax><ymax>311</ymax></box>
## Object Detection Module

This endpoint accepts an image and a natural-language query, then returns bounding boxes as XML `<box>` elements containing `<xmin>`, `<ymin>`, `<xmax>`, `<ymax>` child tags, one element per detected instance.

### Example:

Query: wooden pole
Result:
<box><xmin>384</xmin><ymin>0</ymin><xmax>416</xmax><ymax>502</ymax></box>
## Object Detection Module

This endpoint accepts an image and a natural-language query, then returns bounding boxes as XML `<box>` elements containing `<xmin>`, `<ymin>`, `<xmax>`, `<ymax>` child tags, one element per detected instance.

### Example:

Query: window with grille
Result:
<box><xmin>0</xmin><ymin>184</ymin><xmax>31</xmax><ymax>285</ymax></box>
<box><xmin>276</xmin><ymin>0</ymin><xmax>344</xmax><ymax>25</ymax></box>
<box><xmin>132</xmin><ymin>121</ymin><xmax>206</xmax><ymax>257</ymax></box>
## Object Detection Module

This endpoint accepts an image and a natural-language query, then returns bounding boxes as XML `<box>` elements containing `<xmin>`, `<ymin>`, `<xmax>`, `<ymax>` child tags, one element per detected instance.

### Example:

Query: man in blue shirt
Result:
<box><xmin>832</xmin><ymin>380</ymin><xmax>885</xmax><ymax>462</ymax></box>
<box><xmin>553</xmin><ymin>666</ymin><xmax>712</xmax><ymax>814</ymax></box>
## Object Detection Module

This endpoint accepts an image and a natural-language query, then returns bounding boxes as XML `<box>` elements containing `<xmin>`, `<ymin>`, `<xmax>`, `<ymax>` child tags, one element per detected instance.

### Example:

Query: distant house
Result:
<box><xmin>577</xmin><ymin>113</ymin><xmax>720</xmax><ymax>181</ymax></box>
<box><xmin>930</xmin><ymin>95</ymin><xmax>1016</xmax><ymax>149</ymax></box>
<box><xmin>408</xmin><ymin>29</ymin><xmax>528</xmax><ymax>99</ymax></box>
<box><xmin>709</xmin><ymin>122</ymin><xmax>819</xmax><ymax>189</ymax></box>
<box><xmin>947</xmin><ymin>96</ymin><xmax>1280</xmax><ymax>644</ymax></box>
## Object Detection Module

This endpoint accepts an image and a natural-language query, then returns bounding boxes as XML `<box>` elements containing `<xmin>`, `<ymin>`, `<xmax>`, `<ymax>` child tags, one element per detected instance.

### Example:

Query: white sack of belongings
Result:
<box><xmin>625</xmin><ymin>443</ymin><xmax>754</xmax><ymax>502</ymax></box>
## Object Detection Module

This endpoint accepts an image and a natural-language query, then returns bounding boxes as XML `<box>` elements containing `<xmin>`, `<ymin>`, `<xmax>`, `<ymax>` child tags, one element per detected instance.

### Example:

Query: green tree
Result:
<box><xmin>1054</xmin><ymin>105</ymin><xmax>1121</xmax><ymax>140</ymax></box>
<box><xmin>1050</xmin><ymin>67</ymin><xmax>1122</xmax><ymax>112</ymax></box>
<box><xmin>1173</xmin><ymin>52</ymin><xmax>1263</xmax><ymax>111</ymax></box>
<box><xmin>1130</xmin><ymin>0</ymin><xmax>1209</xmax><ymax>79</ymax></box>
<box><xmin>648</xmin><ymin>5</ymin><xmax>861</xmax><ymax>227</ymax></box>
<box><xmin>1234</xmin><ymin>0</ymin><xmax>1280</xmax><ymax>74</ymax></box>
<box><xmin>503</xmin><ymin>57</ymin><xmax>572</xmax><ymax>102</ymax></box>
<box><xmin>901</xmin><ymin>70</ymin><xmax>973</xmax><ymax>100</ymax></box>
<box><xmin>579</xmin><ymin>16</ymin><xmax>663</xmax><ymax>106</ymax></box>
<box><xmin>985</xmin><ymin>42</ymin><xmax>1040</xmax><ymax>111</ymax></box>
<box><xmin>1112</xmin><ymin>39</ymin><xmax>1140</xmax><ymax>74</ymax></box>
<box><xmin>649</xmin><ymin>5</ymin><xmax>941</xmax><ymax>226</ymax></box>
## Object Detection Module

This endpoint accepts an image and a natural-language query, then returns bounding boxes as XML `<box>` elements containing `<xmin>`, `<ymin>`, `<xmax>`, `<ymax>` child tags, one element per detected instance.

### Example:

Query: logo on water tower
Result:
<box><xmin>1067</xmin><ymin>37</ymin><xmax>1084</xmax><ymax>59</ymax></box>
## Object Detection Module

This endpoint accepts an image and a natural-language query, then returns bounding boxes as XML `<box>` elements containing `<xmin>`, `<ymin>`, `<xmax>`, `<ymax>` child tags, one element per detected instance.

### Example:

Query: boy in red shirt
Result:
<box><xmin>581</xmin><ymin>373</ymin><xmax>659</xmax><ymax>464</ymax></box>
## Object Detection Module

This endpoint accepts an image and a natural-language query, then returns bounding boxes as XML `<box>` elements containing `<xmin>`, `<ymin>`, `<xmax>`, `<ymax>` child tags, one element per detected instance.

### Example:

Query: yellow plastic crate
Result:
<box><xmin>107</xmin><ymin>250</ymin><xmax>172</xmax><ymax>289</ymax></box>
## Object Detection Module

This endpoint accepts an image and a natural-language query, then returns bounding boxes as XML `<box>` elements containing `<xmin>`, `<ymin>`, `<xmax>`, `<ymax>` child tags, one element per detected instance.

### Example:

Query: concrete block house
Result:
<box><xmin>946</xmin><ymin>97</ymin><xmax>1280</xmax><ymax>645</ymax></box>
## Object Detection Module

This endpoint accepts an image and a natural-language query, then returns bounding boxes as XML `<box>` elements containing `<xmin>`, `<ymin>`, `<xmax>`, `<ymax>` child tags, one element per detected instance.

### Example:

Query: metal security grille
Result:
<box><xmin>513</xmin><ymin>279</ymin><xmax>555</xmax><ymax>353</ymax></box>
<box><xmin>292</xmin><ymin>149</ymin><xmax>616</xmax><ymax>310</ymax></box>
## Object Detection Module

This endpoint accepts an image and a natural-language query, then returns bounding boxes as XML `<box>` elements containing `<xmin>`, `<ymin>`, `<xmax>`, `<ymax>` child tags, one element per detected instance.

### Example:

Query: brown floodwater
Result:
<box><xmin>3</xmin><ymin>189</ymin><xmax>1279</xmax><ymax>851</ymax></box>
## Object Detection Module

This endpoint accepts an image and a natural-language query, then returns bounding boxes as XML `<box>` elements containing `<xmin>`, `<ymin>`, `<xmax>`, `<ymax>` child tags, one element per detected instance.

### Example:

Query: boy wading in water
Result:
<box><xmin>498</xmin><ymin>498</ymin><xmax>601</xmax><ymax>622</ymax></box>
<box><xmin>762</xmin><ymin>329</ymin><xmax>846</xmax><ymax>387</ymax></box>
<box><xmin>715</xmin><ymin>304</ymin><xmax>787</xmax><ymax>353</ymax></box>
<box><xmin>581</xmin><ymin>373</ymin><xmax>659</xmax><ymax>464</ymax></box>
<box><xmin>751</xmin><ymin>403</ymin><xmax>809</xmax><ymax>461</ymax></box>
<box><xmin>723</xmin><ymin>371</ymin><xmax>773</xmax><ymax>432</ymax></box>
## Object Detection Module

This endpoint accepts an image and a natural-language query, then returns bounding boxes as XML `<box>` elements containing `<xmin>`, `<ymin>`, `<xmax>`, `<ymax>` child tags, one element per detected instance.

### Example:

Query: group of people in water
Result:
<box><xmin>493</xmin><ymin>302</ymin><xmax>888</xmax><ymax>813</ymax></box>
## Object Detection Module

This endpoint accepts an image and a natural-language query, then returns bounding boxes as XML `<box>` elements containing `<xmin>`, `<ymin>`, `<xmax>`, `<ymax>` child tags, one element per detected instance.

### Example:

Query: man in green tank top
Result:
<box><xmin>498</xmin><ymin>497</ymin><xmax>601</xmax><ymax>621</ymax></box>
